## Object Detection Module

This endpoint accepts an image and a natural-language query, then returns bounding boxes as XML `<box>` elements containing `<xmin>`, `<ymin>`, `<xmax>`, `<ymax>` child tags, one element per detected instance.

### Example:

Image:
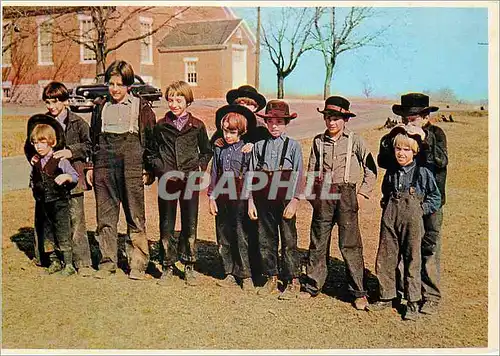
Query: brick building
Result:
<box><xmin>2</xmin><ymin>5</ymin><xmax>256</xmax><ymax>103</ymax></box>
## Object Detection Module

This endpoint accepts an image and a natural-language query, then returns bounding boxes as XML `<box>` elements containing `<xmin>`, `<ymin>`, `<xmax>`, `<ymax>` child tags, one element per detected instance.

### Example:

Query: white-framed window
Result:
<box><xmin>78</xmin><ymin>14</ymin><xmax>96</xmax><ymax>63</ymax></box>
<box><xmin>2</xmin><ymin>22</ymin><xmax>12</xmax><ymax>67</ymax></box>
<box><xmin>140</xmin><ymin>17</ymin><xmax>153</xmax><ymax>65</ymax></box>
<box><xmin>139</xmin><ymin>75</ymin><xmax>153</xmax><ymax>85</ymax></box>
<box><xmin>183</xmin><ymin>57</ymin><xmax>198</xmax><ymax>86</ymax></box>
<box><xmin>2</xmin><ymin>81</ymin><xmax>12</xmax><ymax>100</ymax></box>
<box><xmin>37</xmin><ymin>16</ymin><xmax>53</xmax><ymax>65</ymax></box>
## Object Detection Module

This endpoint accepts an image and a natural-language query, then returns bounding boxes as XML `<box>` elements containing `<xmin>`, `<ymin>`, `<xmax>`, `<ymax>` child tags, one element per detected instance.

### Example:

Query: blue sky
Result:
<box><xmin>231</xmin><ymin>6</ymin><xmax>489</xmax><ymax>101</ymax></box>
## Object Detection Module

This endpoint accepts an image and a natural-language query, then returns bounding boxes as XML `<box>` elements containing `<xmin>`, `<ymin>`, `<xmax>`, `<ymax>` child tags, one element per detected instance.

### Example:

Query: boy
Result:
<box><xmin>145</xmin><ymin>80</ymin><xmax>212</xmax><ymax>286</ymax></box>
<box><xmin>87</xmin><ymin>60</ymin><xmax>156</xmax><ymax>280</ymax></box>
<box><xmin>247</xmin><ymin>100</ymin><xmax>303</xmax><ymax>300</ymax></box>
<box><xmin>301</xmin><ymin>96</ymin><xmax>377</xmax><ymax>311</ymax></box>
<box><xmin>370</xmin><ymin>125</ymin><xmax>441</xmax><ymax>321</ymax></box>
<box><xmin>30</xmin><ymin>82</ymin><xmax>93</xmax><ymax>276</ymax></box>
<box><xmin>208</xmin><ymin>105</ymin><xmax>257</xmax><ymax>291</ymax></box>
<box><xmin>27</xmin><ymin>116</ymin><xmax>79</xmax><ymax>276</ymax></box>
<box><xmin>378</xmin><ymin>93</ymin><xmax>448</xmax><ymax>315</ymax></box>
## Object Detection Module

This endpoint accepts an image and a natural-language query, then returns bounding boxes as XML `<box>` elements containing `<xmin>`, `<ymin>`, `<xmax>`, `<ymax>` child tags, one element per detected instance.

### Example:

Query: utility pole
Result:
<box><xmin>255</xmin><ymin>6</ymin><xmax>261</xmax><ymax>90</ymax></box>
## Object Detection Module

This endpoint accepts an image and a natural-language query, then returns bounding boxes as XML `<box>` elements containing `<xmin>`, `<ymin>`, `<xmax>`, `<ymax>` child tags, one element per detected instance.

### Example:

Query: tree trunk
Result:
<box><xmin>95</xmin><ymin>49</ymin><xmax>106</xmax><ymax>81</ymax></box>
<box><xmin>277</xmin><ymin>74</ymin><xmax>284</xmax><ymax>99</ymax></box>
<box><xmin>323</xmin><ymin>64</ymin><xmax>333</xmax><ymax>100</ymax></box>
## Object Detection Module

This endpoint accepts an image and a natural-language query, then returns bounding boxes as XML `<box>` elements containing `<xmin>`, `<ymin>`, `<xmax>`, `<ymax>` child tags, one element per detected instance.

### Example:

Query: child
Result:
<box><xmin>34</xmin><ymin>82</ymin><xmax>93</xmax><ymax>276</ymax></box>
<box><xmin>145</xmin><ymin>80</ymin><xmax>212</xmax><ymax>286</ymax></box>
<box><xmin>27</xmin><ymin>117</ymin><xmax>79</xmax><ymax>276</ymax></box>
<box><xmin>378</xmin><ymin>93</ymin><xmax>448</xmax><ymax>315</ymax></box>
<box><xmin>300</xmin><ymin>96</ymin><xmax>377</xmax><ymax>311</ymax></box>
<box><xmin>370</xmin><ymin>125</ymin><xmax>441</xmax><ymax>321</ymax></box>
<box><xmin>247</xmin><ymin>100</ymin><xmax>303</xmax><ymax>300</ymax></box>
<box><xmin>87</xmin><ymin>60</ymin><xmax>156</xmax><ymax>280</ymax></box>
<box><xmin>208</xmin><ymin>105</ymin><xmax>257</xmax><ymax>291</ymax></box>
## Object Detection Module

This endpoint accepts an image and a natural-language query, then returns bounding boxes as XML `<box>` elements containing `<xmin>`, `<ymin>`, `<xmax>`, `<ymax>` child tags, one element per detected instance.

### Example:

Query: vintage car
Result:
<box><xmin>69</xmin><ymin>74</ymin><xmax>162</xmax><ymax>111</ymax></box>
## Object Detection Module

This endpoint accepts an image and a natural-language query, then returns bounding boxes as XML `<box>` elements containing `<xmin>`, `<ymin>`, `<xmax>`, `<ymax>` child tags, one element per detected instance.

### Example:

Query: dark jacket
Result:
<box><xmin>377</xmin><ymin>122</ymin><xmax>448</xmax><ymax>205</ymax></box>
<box><xmin>31</xmin><ymin>156</ymin><xmax>71</xmax><ymax>202</ymax></box>
<box><xmin>90</xmin><ymin>96</ymin><xmax>156</xmax><ymax>173</ymax></box>
<box><xmin>144</xmin><ymin>111</ymin><xmax>213</xmax><ymax>177</ymax></box>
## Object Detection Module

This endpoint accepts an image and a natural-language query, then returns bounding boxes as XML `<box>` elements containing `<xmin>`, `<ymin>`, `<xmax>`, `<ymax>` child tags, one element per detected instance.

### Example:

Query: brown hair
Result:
<box><xmin>165</xmin><ymin>80</ymin><xmax>194</xmax><ymax>104</ymax></box>
<box><xmin>42</xmin><ymin>81</ymin><xmax>69</xmax><ymax>102</ymax></box>
<box><xmin>104</xmin><ymin>60</ymin><xmax>135</xmax><ymax>86</ymax></box>
<box><xmin>221</xmin><ymin>112</ymin><xmax>247</xmax><ymax>135</ymax></box>
<box><xmin>233</xmin><ymin>97</ymin><xmax>257</xmax><ymax>108</ymax></box>
<box><xmin>393</xmin><ymin>133</ymin><xmax>419</xmax><ymax>154</ymax></box>
<box><xmin>30</xmin><ymin>124</ymin><xmax>57</xmax><ymax>146</ymax></box>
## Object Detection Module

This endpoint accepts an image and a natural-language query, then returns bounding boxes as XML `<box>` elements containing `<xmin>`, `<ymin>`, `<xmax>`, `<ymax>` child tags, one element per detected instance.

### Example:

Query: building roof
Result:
<box><xmin>158</xmin><ymin>19</ymin><xmax>244</xmax><ymax>51</ymax></box>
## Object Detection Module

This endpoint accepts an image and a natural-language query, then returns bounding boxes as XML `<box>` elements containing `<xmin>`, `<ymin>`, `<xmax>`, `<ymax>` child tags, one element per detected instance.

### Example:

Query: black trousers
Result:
<box><xmin>303</xmin><ymin>183</ymin><xmax>367</xmax><ymax>298</ymax></box>
<box><xmin>253</xmin><ymin>197</ymin><xmax>299</xmax><ymax>281</ymax></box>
<box><xmin>69</xmin><ymin>194</ymin><xmax>92</xmax><ymax>268</ymax></box>
<box><xmin>215</xmin><ymin>197</ymin><xmax>251</xmax><ymax>279</ymax></box>
<box><xmin>93</xmin><ymin>133</ymin><xmax>149</xmax><ymax>272</ymax></box>
<box><xmin>34</xmin><ymin>198</ymin><xmax>72</xmax><ymax>263</ymax></box>
<box><xmin>158</xmin><ymin>178</ymin><xmax>199</xmax><ymax>266</ymax></box>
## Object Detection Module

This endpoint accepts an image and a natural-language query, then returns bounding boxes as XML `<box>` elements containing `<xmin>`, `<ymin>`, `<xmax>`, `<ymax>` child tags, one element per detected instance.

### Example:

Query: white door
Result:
<box><xmin>232</xmin><ymin>45</ymin><xmax>247</xmax><ymax>88</ymax></box>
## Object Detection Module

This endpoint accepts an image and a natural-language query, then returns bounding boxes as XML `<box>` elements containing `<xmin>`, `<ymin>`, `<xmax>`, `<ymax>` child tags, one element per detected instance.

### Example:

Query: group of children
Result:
<box><xmin>25</xmin><ymin>60</ymin><xmax>447</xmax><ymax>322</ymax></box>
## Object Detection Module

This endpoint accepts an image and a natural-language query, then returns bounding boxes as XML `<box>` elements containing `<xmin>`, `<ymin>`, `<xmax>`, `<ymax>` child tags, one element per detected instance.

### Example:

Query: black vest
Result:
<box><xmin>32</xmin><ymin>156</ymin><xmax>70</xmax><ymax>202</ymax></box>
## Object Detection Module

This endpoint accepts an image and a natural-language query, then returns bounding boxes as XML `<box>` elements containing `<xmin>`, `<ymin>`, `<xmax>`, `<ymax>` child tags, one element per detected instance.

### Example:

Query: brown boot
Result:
<box><xmin>278</xmin><ymin>278</ymin><xmax>300</xmax><ymax>300</ymax></box>
<box><xmin>257</xmin><ymin>275</ymin><xmax>279</xmax><ymax>295</ymax></box>
<box><xmin>216</xmin><ymin>274</ymin><xmax>238</xmax><ymax>288</ymax></box>
<box><xmin>184</xmin><ymin>264</ymin><xmax>198</xmax><ymax>286</ymax></box>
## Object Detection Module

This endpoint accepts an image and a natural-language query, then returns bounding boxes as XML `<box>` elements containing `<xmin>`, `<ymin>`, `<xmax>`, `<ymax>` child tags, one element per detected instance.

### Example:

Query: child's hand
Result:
<box><xmin>55</xmin><ymin>173</ymin><xmax>72</xmax><ymax>185</ymax></box>
<box><xmin>214</xmin><ymin>138</ymin><xmax>225</xmax><ymax>147</ymax></box>
<box><xmin>86</xmin><ymin>169</ymin><xmax>93</xmax><ymax>187</ymax></box>
<box><xmin>53</xmin><ymin>149</ymin><xmax>73</xmax><ymax>160</ymax></box>
<box><xmin>241</xmin><ymin>143</ymin><xmax>254</xmax><ymax>153</ymax></box>
<box><xmin>283</xmin><ymin>198</ymin><xmax>299</xmax><ymax>219</ymax></box>
<box><xmin>248</xmin><ymin>198</ymin><xmax>258</xmax><ymax>220</ymax></box>
<box><xmin>209</xmin><ymin>199</ymin><xmax>218</xmax><ymax>216</ymax></box>
<box><xmin>30</xmin><ymin>155</ymin><xmax>40</xmax><ymax>166</ymax></box>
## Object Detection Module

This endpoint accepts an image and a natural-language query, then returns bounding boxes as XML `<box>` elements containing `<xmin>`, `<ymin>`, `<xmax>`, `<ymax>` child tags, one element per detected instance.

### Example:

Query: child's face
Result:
<box><xmin>265</xmin><ymin>117</ymin><xmax>287</xmax><ymax>137</ymax></box>
<box><xmin>324</xmin><ymin>114</ymin><xmax>347</xmax><ymax>136</ymax></box>
<box><xmin>107</xmin><ymin>75</ymin><xmax>129</xmax><ymax>103</ymax></box>
<box><xmin>402</xmin><ymin>114</ymin><xmax>427</xmax><ymax>128</ymax></box>
<box><xmin>394</xmin><ymin>144</ymin><xmax>415</xmax><ymax>167</ymax></box>
<box><xmin>168</xmin><ymin>94</ymin><xmax>188</xmax><ymax>117</ymax></box>
<box><xmin>222</xmin><ymin>122</ymin><xmax>241</xmax><ymax>145</ymax></box>
<box><xmin>45</xmin><ymin>98</ymin><xmax>67</xmax><ymax>117</ymax></box>
<box><xmin>32</xmin><ymin>139</ymin><xmax>54</xmax><ymax>157</ymax></box>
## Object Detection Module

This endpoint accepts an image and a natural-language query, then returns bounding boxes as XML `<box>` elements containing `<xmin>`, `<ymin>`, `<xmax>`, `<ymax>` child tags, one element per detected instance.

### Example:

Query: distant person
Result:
<box><xmin>87</xmin><ymin>60</ymin><xmax>157</xmax><ymax>280</ymax></box>
<box><xmin>247</xmin><ymin>100</ymin><xmax>303</xmax><ymax>300</ymax></box>
<box><xmin>145</xmin><ymin>80</ymin><xmax>212</xmax><ymax>286</ymax></box>
<box><xmin>208</xmin><ymin>105</ymin><xmax>257</xmax><ymax>291</ymax></box>
<box><xmin>300</xmin><ymin>96</ymin><xmax>377</xmax><ymax>311</ymax></box>
<box><xmin>370</xmin><ymin>124</ymin><xmax>441</xmax><ymax>321</ymax></box>
<box><xmin>377</xmin><ymin>93</ymin><xmax>448</xmax><ymax>315</ymax></box>
<box><xmin>26</xmin><ymin>116</ymin><xmax>79</xmax><ymax>276</ymax></box>
<box><xmin>24</xmin><ymin>82</ymin><xmax>94</xmax><ymax>276</ymax></box>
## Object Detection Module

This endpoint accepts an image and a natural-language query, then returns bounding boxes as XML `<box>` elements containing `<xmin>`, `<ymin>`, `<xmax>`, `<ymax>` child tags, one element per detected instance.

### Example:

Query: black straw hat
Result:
<box><xmin>226</xmin><ymin>85</ymin><xmax>267</xmax><ymax>112</ymax></box>
<box><xmin>392</xmin><ymin>93</ymin><xmax>439</xmax><ymax>116</ymax></box>
<box><xmin>317</xmin><ymin>96</ymin><xmax>356</xmax><ymax>117</ymax></box>
<box><xmin>24</xmin><ymin>114</ymin><xmax>65</xmax><ymax>159</ymax></box>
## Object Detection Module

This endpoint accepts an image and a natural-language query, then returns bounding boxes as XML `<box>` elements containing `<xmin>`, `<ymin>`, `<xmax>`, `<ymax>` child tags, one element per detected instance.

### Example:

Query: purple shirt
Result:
<box><xmin>39</xmin><ymin>151</ymin><xmax>79</xmax><ymax>183</ymax></box>
<box><xmin>172</xmin><ymin>112</ymin><xmax>189</xmax><ymax>131</ymax></box>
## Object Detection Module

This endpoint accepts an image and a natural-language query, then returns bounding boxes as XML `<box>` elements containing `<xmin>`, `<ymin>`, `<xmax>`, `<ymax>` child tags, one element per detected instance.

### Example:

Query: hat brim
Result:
<box><xmin>392</xmin><ymin>105</ymin><xmax>439</xmax><ymax>116</ymax></box>
<box><xmin>226</xmin><ymin>89</ymin><xmax>267</xmax><ymax>112</ymax></box>
<box><xmin>215</xmin><ymin>105</ymin><xmax>257</xmax><ymax>132</ymax></box>
<box><xmin>24</xmin><ymin>114</ymin><xmax>66</xmax><ymax>159</ymax></box>
<box><xmin>316</xmin><ymin>108</ymin><xmax>356</xmax><ymax>118</ymax></box>
<box><xmin>256</xmin><ymin>112</ymin><xmax>298</xmax><ymax>120</ymax></box>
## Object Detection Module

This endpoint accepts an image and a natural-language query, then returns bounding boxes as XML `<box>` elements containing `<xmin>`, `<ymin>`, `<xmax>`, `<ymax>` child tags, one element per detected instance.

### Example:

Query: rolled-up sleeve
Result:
<box><xmin>355</xmin><ymin>136</ymin><xmax>377</xmax><ymax>199</ymax></box>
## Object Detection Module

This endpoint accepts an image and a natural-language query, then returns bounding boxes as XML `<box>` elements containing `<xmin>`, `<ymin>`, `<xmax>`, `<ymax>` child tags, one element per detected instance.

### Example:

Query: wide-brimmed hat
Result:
<box><xmin>317</xmin><ymin>96</ymin><xmax>356</xmax><ymax>118</ymax></box>
<box><xmin>26</xmin><ymin>114</ymin><xmax>65</xmax><ymax>148</ymax></box>
<box><xmin>389</xmin><ymin>123</ymin><xmax>426</xmax><ymax>142</ymax></box>
<box><xmin>256</xmin><ymin>100</ymin><xmax>297</xmax><ymax>120</ymax></box>
<box><xmin>392</xmin><ymin>93</ymin><xmax>439</xmax><ymax>116</ymax></box>
<box><xmin>226</xmin><ymin>85</ymin><xmax>267</xmax><ymax>112</ymax></box>
<box><xmin>215</xmin><ymin>104</ymin><xmax>257</xmax><ymax>132</ymax></box>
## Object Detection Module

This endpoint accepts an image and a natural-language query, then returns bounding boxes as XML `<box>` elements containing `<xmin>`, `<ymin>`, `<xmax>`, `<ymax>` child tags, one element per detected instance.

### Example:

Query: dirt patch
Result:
<box><xmin>1</xmin><ymin>113</ymin><xmax>490</xmax><ymax>350</ymax></box>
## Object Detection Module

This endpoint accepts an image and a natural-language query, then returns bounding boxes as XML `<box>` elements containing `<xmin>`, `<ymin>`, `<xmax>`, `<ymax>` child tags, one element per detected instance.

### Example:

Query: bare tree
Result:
<box><xmin>260</xmin><ymin>7</ymin><xmax>316</xmax><ymax>99</ymax></box>
<box><xmin>37</xmin><ymin>6</ymin><xmax>190</xmax><ymax>79</ymax></box>
<box><xmin>313</xmin><ymin>7</ymin><xmax>389</xmax><ymax>99</ymax></box>
<box><xmin>361</xmin><ymin>79</ymin><xmax>374</xmax><ymax>98</ymax></box>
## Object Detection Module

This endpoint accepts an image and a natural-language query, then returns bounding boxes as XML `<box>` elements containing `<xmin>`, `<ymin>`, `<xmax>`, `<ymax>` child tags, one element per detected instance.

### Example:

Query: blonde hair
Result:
<box><xmin>393</xmin><ymin>133</ymin><xmax>419</xmax><ymax>154</ymax></box>
<box><xmin>233</xmin><ymin>97</ymin><xmax>257</xmax><ymax>108</ymax></box>
<box><xmin>165</xmin><ymin>81</ymin><xmax>194</xmax><ymax>104</ymax></box>
<box><xmin>31</xmin><ymin>124</ymin><xmax>56</xmax><ymax>146</ymax></box>
<box><xmin>222</xmin><ymin>112</ymin><xmax>247</xmax><ymax>135</ymax></box>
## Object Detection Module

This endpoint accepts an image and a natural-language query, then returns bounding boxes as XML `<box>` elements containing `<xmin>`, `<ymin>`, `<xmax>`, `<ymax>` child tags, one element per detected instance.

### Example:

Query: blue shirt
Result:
<box><xmin>381</xmin><ymin>160</ymin><xmax>441</xmax><ymax>215</ymax></box>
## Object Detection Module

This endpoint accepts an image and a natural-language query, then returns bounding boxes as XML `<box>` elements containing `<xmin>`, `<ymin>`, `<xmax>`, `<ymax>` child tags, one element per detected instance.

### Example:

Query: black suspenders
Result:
<box><xmin>258</xmin><ymin>137</ymin><xmax>290</xmax><ymax>171</ymax></box>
